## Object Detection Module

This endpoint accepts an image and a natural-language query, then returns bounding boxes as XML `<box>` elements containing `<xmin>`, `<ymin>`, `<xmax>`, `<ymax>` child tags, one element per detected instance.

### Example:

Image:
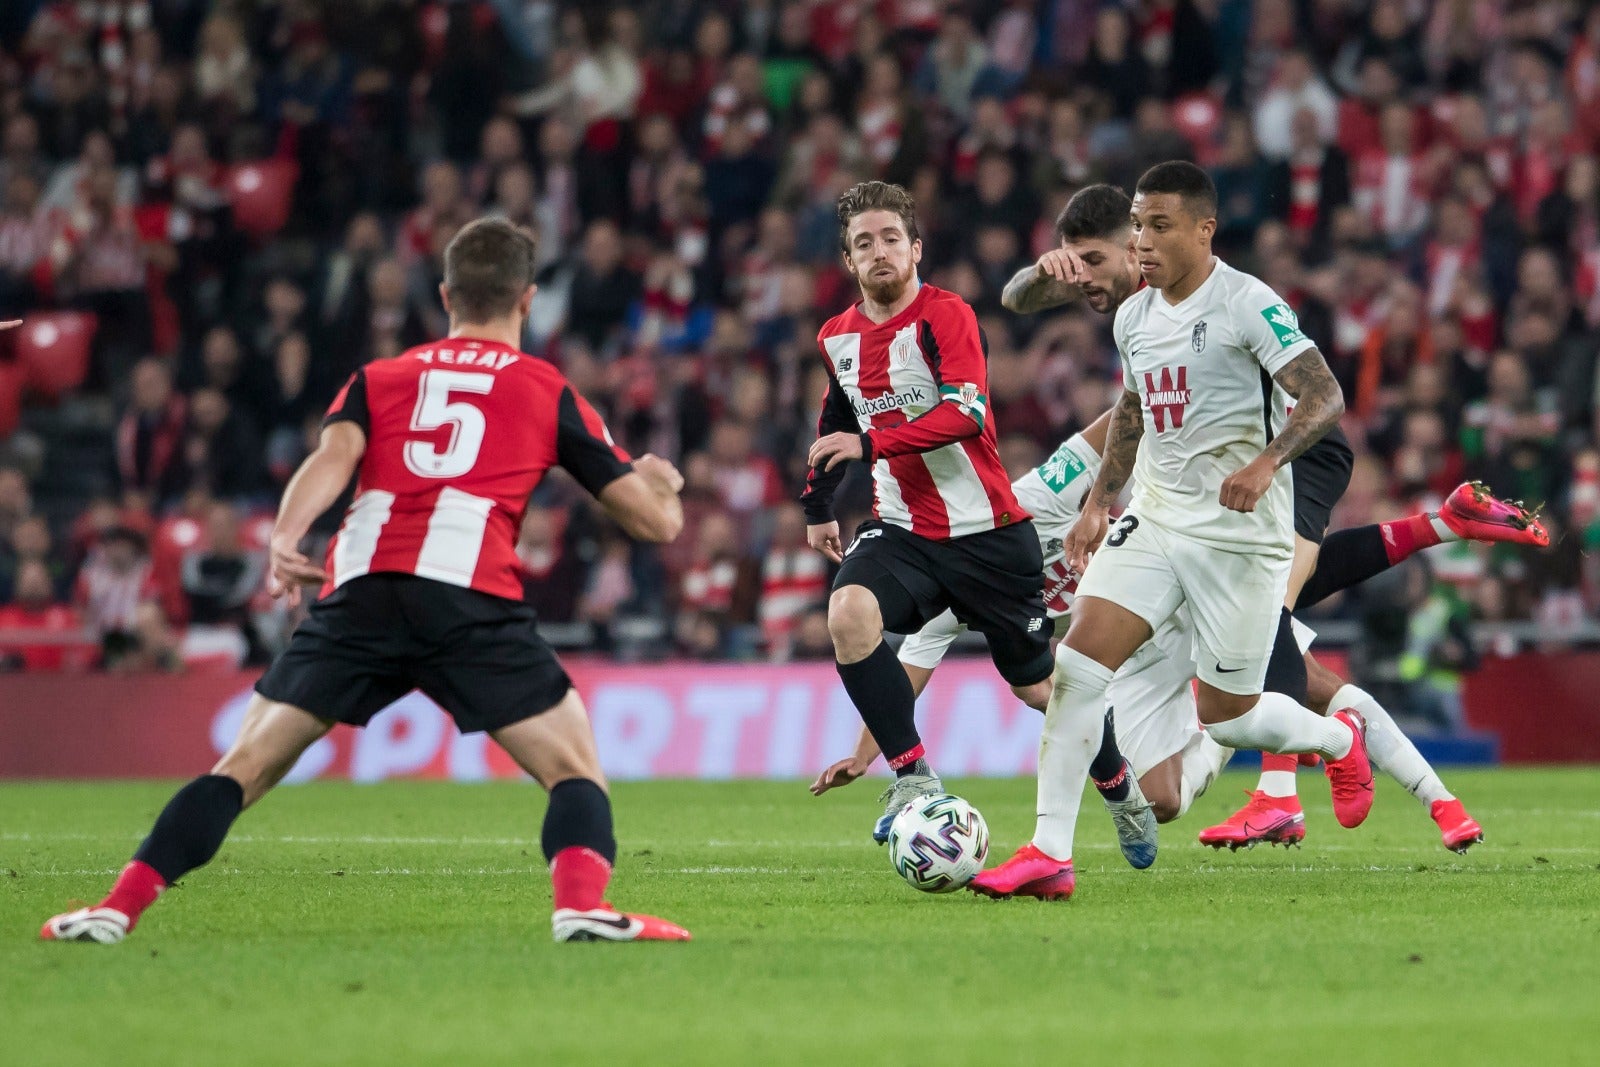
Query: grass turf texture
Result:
<box><xmin>4</xmin><ymin>770</ymin><xmax>1599</xmax><ymax>1066</ymax></box>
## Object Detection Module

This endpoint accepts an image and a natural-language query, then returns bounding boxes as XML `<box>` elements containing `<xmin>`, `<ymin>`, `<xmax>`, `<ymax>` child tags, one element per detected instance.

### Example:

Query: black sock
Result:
<box><xmin>1264</xmin><ymin>606</ymin><xmax>1309</xmax><ymax>705</ymax></box>
<box><xmin>837</xmin><ymin>641</ymin><xmax>925</xmax><ymax>774</ymax></box>
<box><xmin>541</xmin><ymin>778</ymin><xmax>616</xmax><ymax>865</ymax></box>
<box><xmin>132</xmin><ymin>774</ymin><xmax>244</xmax><ymax>885</ymax></box>
<box><xmin>1089</xmin><ymin>709</ymin><xmax>1131</xmax><ymax>801</ymax></box>
<box><xmin>1296</xmin><ymin>525</ymin><xmax>1393</xmax><ymax>610</ymax></box>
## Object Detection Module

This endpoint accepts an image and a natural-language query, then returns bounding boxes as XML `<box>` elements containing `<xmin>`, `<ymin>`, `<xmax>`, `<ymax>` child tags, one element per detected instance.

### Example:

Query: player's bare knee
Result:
<box><xmin>1304</xmin><ymin>655</ymin><xmax>1341</xmax><ymax>714</ymax></box>
<box><xmin>1196</xmin><ymin>687</ymin><xmax>1258</xmax><ymax>725</ymax></box>
<box><xmin>828</xmin><ymin>584</ymin><xmax>883</xmax><ymax>661</ymax></box>
<box><xmin>1012</xmin><ymin>678</ymin><xmax>1051</xmax><ymax>712</ymax></box>
<box><xmin>1147</xmin><ymin>791</ymin><xmax>1181</xmax><ymax>824</ymax></box>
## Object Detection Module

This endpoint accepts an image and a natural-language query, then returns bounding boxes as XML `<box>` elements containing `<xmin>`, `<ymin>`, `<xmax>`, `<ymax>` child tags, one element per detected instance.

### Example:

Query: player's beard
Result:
<box><xmin>860</xmin><ymin>261</ymin><xmax>913</xmax><ymax>306</ymax></box>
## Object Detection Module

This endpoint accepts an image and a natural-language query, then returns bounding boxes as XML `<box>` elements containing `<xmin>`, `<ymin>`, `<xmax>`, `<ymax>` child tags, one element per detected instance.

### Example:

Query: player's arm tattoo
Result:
<box><xmin>1265</xmin><ymin>348</ymin><xmax>1346</xmax><ymax>468</ymax></box>
<box><xmin>1088</xmin><ymin>387</ymin><xmax>1144</xmax><ymax>508</ymax></box>
<box><xmin>1000</xmin><ymin>264</ymin><xmax>1078</xmax><ymax>315</ymax></box>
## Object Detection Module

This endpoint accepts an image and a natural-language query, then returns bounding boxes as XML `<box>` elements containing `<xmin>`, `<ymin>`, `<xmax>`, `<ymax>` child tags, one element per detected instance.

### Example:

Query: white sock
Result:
<box><xmin>1258</xmin><ymin>770</ymin><xmax>1298</xmax><ymax>798</ymax></box>
<box><xmin>1203</xmin><ymin>691</ymin><xmax>1354</xmax><ymax>760</ymax></box>
<box><xmin>1033</xmin><ymin>645</ymin><xmax>1113</xmax><ymax>861</ymax></box>
<box><xmin>1176</xmin><ymin>731</ymin><xmax>1233</xmax><ymax>817</ymax></box>
<box><xmin>1330</xmin><ymin>684</ymin><xmax>1453</xmax><ymax>807</ymax></box>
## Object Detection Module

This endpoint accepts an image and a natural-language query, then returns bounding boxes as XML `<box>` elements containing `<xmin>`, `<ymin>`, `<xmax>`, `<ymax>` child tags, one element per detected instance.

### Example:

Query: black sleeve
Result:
<box><xmin>798</xmin><ymin>364</ymin><xmax>858</xmax><ymax>524</ymax></box>
<box><xmin>556</xmin><ymin>385</ymin><xmax>633</xmax><ymax>497</ymax></box>
<box><xmin>322</xmin><ymin>368</ymin><xmax>370</xmax><ymax>434</ymax></box>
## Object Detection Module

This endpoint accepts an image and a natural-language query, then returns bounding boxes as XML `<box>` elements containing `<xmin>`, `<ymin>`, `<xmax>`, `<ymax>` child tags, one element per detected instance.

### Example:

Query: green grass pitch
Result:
<box><xmin>4</xmin><ymin>769</ymin><xmax>1600</xmax><ymax>1066</ymax></box>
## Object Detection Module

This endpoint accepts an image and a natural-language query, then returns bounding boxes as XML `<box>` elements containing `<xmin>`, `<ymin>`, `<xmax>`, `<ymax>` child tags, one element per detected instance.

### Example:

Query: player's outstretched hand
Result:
<box><xmin>808</xmin><ymin>521</ymin><xmax>843</xmax><ymax>563</ymax></box>
<box><xmin>267</xmin><ymin>533</ymin><xmax>329</xmax><ymax>608</ymax></box>
<box><xmin>809</xmin><ymin>756</ymin><xmax>870</xmax><ymax>796</ymax></box>
<box><xmin>1219</xmin><ymin>455</ymin><xmax>1275</xmax><ymax>513</ymax></box>
<box><xmin>807</xmin><ymin>432</ymin><xmax>863</xmax><ymax>472</ymax></box>
<box><xmin>634</xmin><ymin>452</ymin><xmax>684</xmax><ymax>492</ymax></box>
<box><xmin>1035</xmin><ymin>247</ymin><xmax>1087</xmax><ymax>285</ymax></box>
<box><xmin>1064</xmin><ymin>506</ymin><xmax>1109</xmax><ymax>574</ymax></box>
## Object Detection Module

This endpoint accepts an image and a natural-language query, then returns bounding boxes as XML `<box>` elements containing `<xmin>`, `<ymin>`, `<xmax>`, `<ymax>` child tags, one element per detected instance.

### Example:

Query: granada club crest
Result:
<box><xmin>1142</xmin><ymin>365</ymin><xmax>1192</xmax><ymax>432</ymax></box>
<box><xmin>1191</xmin><ymin>320</ymin><xmax>1207</xmax><ymax>352</ymax></box>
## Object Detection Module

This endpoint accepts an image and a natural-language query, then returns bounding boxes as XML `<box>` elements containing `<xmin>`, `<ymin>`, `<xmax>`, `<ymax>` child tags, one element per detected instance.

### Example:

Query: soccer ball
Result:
<box><xmin>886</xmin><ymin>793</ymin><xmax>989</xmax><ymax>893</ymax></box>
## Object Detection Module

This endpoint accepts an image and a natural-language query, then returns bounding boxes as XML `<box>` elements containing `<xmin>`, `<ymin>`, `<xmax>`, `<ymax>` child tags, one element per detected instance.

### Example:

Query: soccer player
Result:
<box><xmin>41</xmin><ymin>219</ymin><xmax>693</xmax><ymax>944</ymax></box>
<box><xmin>800</xmin><ymin>180</ymin><xmax>1072</xmax><ymax>844</ymax></box>
<box><xmin>1008</xmin><ymin>184</ymin><xmax>1541</xmax><ymax>853</ymax></box>
<box><xmin>971</xmin><ymin>162</ymin><xmax>1371</xmax><ymax>900</ymax></box>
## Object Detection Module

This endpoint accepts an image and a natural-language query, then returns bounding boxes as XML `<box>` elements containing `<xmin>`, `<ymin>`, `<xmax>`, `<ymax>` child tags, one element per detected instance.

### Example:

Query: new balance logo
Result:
<box><xmin>1141</xmin><ymin>366</ymin><xmax>1192</xmax><ymax>433</ymax></box>
<box><xmin>852</xmin><ymin>387</ymin><xmax>927</xmax><ymax>418</ymax></box>
<box><xmin>838</xmin><ymin>357</ymin><xmax>853</xmax><ymax>372</ymax></box>
<box><xmin>1027</xmin><ymin>617</ymin><xmax>1045</xmax><ymax>633</ymax></box>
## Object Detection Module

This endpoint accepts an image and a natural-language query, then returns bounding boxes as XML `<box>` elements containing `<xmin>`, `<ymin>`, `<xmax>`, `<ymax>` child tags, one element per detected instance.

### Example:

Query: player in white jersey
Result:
<box><xmin>969</xmin><ymin>162</ymin><xmax>1374</xmax><ymax>901</ymax></box>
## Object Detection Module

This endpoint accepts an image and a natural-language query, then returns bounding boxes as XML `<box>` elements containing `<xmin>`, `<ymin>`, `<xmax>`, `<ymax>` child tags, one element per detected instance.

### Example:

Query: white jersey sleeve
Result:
<box><xmin>1011</xmin><ymin>432</ymin><xmax>1102</xmax><ymax>535</ymax></box>
<box><xmin>1232</xmin><ymin>278</ymin><xmax>1318</xmax><ymax>376</ymax></box>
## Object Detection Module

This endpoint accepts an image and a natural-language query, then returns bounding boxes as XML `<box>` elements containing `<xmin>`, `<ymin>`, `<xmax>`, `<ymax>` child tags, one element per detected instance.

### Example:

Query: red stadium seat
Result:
<box><xmin>228</xmin><ymin>159</ymin><xmax>299</xmax><ymax>237</ymax></box>
<box><xmin>0</xmin><ymin>360</ymin><xmax>22</xmax><ymax>439</ymax></box>
<box><xmin>1171</xmin><ymin>93</ymin><xmax>1224</xmax><ymax>166</ymax></box>
<box><xmin>15</xmin><ymin>311</ymin><xmax>96</xmax><ymax>400</ymax></box>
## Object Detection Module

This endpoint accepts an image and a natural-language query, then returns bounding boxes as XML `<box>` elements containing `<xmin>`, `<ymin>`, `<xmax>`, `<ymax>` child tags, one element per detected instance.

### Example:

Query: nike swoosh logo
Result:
<box><xmin>588</xmin><ymin>913</ymin><xmax>637</xmax><ymax>931</ymax></box>
<box><xmin>1215</xmin><ymin>663</ymin><xmax>1245</xmax><ymax>674</ymax></box>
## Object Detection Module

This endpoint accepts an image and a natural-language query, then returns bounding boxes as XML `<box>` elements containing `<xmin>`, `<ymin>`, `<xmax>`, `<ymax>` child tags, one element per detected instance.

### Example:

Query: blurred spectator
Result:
<box><xmin>73</xmin><ymin>525</ymin><xmax>168</xmax><ymax>669</ymax></box>
<box><xmin>706</xmin><ymin>419</ymin><xmax>784</xmax><ymax>516</ymax></box>
<box><xmin>114</xmin><ymin>358</ymin><xmax>186</xmax><ymax>498</ymax></box>
<box><xmin>179</xmin><ymin>502</ymin><xmax>267</xmax><ymax>666</ymax></box>
<box><xmin>0</xmin><ymin>558</ymin><xmax>85</xmax><ymax>672</ymax></box>
<box><xmin>1254</xmin><ymin>50</ymin><xmax>1340</xmax><ymax>161</ymax></box>
<box><xmin>759</xmin><ymin>502</ymin><xmax>830</xmax><ymax>658</ymax></box>
<box><xmin>565</xmin><ymin>219</ymin><xmax>640</xmax><ymax>350</ymax></box>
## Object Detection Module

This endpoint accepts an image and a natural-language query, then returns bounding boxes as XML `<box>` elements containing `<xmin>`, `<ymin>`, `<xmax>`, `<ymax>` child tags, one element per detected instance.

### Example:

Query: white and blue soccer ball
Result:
<box><xmin>886</xmin><ymin>793</ymin><xmax>989</xmax><ymax>893</ymax></box>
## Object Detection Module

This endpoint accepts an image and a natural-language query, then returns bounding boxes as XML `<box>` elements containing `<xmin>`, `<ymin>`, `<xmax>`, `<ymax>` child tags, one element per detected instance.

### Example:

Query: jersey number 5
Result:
<box><xmin>405</xmin><ymin>369</ymin><xmax>495</xmax><ymax>479</ymax></box>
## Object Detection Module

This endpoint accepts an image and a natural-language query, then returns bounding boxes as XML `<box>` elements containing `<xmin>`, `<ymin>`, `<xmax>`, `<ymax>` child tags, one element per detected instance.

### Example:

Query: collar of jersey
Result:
<box><xmin>849</xmin><ymin>279</ymin><xmax>929</xmax><ymax>332</ymax></box>
<box><xmin>1151</xmin><ymin>256</ymin><xmax>1222</xmax><ymax>320</ymax></box>
<box><xmin>442</xmin><ymin>334</ymin><xmax>519</xmax><ymax>351</ymax></box>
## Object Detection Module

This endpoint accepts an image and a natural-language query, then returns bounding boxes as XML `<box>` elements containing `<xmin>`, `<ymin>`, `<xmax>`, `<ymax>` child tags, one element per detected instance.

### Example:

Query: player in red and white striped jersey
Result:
<box><xmin>801</xmin><ymin>181</ymin><xmax>1054</xmax><ymax>842</ymax></box>
<box><xmin>42</xmin><ymin>219</ymin><xmax>692</xmax><ymax>945</ymax></box>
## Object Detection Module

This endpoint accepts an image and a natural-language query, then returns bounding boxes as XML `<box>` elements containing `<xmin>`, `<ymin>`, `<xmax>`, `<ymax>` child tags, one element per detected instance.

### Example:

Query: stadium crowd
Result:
<box><xmin>0</xmin><ymin>0</ymin><xmax>1596</xmax><ymax>704</ymax></box>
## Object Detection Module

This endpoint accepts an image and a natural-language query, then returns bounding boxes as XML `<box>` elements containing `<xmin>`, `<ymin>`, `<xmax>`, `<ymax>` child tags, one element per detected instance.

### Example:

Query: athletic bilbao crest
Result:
<box><xmin>1141</xmin><ymin>366</ymin><xmax>1192</xmax><ymax>432</ymax></box>
<box><xmin>891</xmin><ymin>328</ymin><xmax>918</xmax><ymax>367</ymax></box>
<box><xmin>1191</xmin><ymin>320</ymin><xmax>1207</xmax><ymax>352</ymax></box>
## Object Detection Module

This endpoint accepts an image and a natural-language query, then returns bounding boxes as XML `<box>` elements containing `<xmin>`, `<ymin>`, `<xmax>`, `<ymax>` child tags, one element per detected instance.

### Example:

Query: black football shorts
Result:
<box><xmin>833</xmin><ymin>518</ymin><xmax>1052</xmax><ymax>688</ymax></box>
<box><xmin>1290</xmin><ymin>424</ymin><xmax>1354</xmax><ymax>544</ymax></box>
<box><xmin>256</xmin><ymin>573</ymin><xmax>572</xmax><ymax>733</ymax></box>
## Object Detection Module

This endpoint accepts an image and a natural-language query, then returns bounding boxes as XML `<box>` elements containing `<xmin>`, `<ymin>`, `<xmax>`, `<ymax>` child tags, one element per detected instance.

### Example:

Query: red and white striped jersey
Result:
<box><xmin>320</xmin><ymin>337</ymin><xmax>631</xmax><ymax>601</ymax></box>
<box><xmin>800</xmin><ymin>283</ymin><xmax>1027</xmax><ymax>540</ymax></box>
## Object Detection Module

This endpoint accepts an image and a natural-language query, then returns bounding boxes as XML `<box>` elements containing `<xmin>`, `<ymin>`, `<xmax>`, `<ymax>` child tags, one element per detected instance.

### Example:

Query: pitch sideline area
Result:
<box><xmin>4</xmin><ymin>771</ymin><xmax>1598</xmax><ymax>1065</ymax></box>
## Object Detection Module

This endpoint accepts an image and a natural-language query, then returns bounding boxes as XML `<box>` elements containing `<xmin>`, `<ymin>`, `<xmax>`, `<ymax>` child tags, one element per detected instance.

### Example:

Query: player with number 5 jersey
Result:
<box><xmin>41</xmin><ymin>219</ymin><xmax>693</xmax><ymax>946</ymax></box>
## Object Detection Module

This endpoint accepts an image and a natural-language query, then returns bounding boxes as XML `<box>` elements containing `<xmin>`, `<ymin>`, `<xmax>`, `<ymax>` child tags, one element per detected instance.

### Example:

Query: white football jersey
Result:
<box><xmin>1013</xmin><ymin>432</ymin><xmax>1100</xmax><ymax>617</ymax></box>
<box><xmin>1112</xmin><ymin>259</ymin><xmax>1315</xmax><ymax>558</ymax></box>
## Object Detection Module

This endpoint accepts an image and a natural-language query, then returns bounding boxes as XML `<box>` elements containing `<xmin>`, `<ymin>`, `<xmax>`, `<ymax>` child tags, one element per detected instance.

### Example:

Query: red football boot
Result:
<box><xmin>1197</xmin><ymin>791</ymin><xmax>1306</xmax><ymax>850</ymax></box>
<box><xmin>1438</xmin><ymin>482</ymin><xmax>1550</xmax><ymax>548</ymax></box>
<box><xmin>967</xmin><ymin>843</ymin><xmax>1075</xmax><ymax>901</ymax></box>
<box><xmin>1324</xmin><ymin>710</ymin><xmax>1375</xmax><ymax>828</ymax></box>
<box><xmin>552</xmin><ymin>904</ymin><xmax>692</xmax><ymax>942</ymax></box>
<box><xmin>1431</xmin><ymin>799</ymin><xmax>1484</xmax><ymax>854</ymax></box>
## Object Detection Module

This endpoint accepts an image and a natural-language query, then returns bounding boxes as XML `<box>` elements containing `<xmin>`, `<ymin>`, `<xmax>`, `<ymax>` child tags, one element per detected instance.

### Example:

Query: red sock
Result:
<box><xmin>550</xmin><ymin>847</ymin><xmax>611</xmax><ymax>912</ymax></box>
<box><xmin>1378</xmin><ymin>513</ymin><xmax>1443</xmax><ymax>564</ymax></box>
<box><xmin>1260</xmin><ymin>753</ymin><xmax>1299</xmax><ymax>774</ymax></box>
<box><xmin>98</xmin><ymin>860</ymin><xmax>166</xmax><ymax>928</ymax></box>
